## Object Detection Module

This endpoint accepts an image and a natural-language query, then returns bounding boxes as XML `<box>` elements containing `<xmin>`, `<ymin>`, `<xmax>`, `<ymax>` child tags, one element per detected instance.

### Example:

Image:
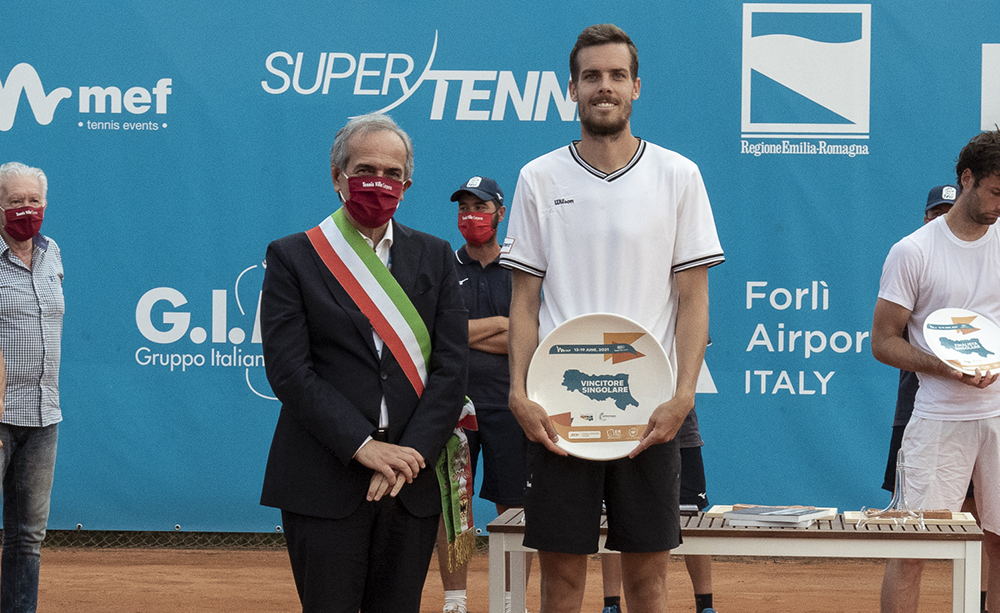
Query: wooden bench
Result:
<box><xmin>486</xmin><ymin>509</ymin><xmax>983</xmax><ymax>613</ymax></box>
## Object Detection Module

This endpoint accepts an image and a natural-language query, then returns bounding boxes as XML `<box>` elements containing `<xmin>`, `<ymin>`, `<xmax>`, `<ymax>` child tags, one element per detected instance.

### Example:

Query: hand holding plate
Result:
<box><xmin>510</xmin><ymin>392</ymin><xmax>566</xmax><ymax>456</ymax></box>
<box><xmin>628</xmin><ymin>395</ymin><xmax>691</xmax><ymax>459</ymax></box>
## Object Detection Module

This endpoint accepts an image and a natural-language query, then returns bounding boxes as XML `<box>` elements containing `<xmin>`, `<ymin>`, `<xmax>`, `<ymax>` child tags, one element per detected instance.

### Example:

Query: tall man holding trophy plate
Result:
<box><xmin>500</xmin><ymin>24</ymin><xmax>724</xmax><ymax>613</ymax></box>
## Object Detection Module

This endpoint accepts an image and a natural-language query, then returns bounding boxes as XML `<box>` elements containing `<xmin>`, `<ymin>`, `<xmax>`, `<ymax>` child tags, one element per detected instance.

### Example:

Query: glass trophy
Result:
<box><xmin>859</xmin><ymin>449</ymin><xmax>924</xmax><ymax>529</ymax></box>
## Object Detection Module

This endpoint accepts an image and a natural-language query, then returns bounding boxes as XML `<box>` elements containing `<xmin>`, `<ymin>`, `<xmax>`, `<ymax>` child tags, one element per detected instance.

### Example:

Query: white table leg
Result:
<box><xmin>510</xmin><ymin>550</ymin><xmax>527</xmax><ymax>613</ymax></box>
<box><xmin>489</xmin><ymin>532</ymin><xmax>507</xmax><ymax>613</ymax></box>
<box><xmin>954</xmin><ymin>540</ymin><xmax>982</xmax><ymax>613</ymax></box>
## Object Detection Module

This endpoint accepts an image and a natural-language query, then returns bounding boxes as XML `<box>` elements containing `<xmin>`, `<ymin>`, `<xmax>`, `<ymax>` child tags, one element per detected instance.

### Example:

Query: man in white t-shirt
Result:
<box><xmin>873</xmin><ymin>130</ymin><xmax>1000</xmax><ymax>613</ymax></box>
<box><xmin>501</xmin><ymin>24</ymin><xmax>724</xmax><ymax>613</ymax></box>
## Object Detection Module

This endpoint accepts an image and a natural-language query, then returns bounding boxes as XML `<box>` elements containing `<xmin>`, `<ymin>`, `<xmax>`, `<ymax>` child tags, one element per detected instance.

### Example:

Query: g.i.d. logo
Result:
<box><xmin>134</xmin><ymin>264</ymin><xmax>275</xmax><ymax>400</ymax></box>
<box><xmin>741</xmin><ymin>4</ymin><xmax>871</xmax><ymax>138</ymax></box>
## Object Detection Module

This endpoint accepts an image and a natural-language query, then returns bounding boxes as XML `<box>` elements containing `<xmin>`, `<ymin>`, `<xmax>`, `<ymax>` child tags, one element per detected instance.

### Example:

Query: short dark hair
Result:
<box><xmin>956</xmin><ymin>129</ymin><xmax>1000</xmax><ymax>188</ymax></box>
<box><xmin>569</xmin><ymin>24</ymin><xmax>639</xmax><ymax>83</ymax></box>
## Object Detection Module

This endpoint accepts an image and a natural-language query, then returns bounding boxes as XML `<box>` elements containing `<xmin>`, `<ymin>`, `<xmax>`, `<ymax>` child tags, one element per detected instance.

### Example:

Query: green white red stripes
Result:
<box><xmin>306</xmin><ymin>208</ymin><xmax>431</xmax><ymax>396</ymax></box>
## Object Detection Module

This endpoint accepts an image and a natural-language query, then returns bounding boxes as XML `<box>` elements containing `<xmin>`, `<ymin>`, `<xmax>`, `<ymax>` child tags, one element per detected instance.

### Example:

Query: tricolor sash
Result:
<box><xmin>436</xmin><ymin>397</ymin><xmax>478</xmax><ymax>571</ymax></box>
<box><xmin>306</xmin><ymin>208</ymin><xmax>431</xmax><ymax>396</ymax></box>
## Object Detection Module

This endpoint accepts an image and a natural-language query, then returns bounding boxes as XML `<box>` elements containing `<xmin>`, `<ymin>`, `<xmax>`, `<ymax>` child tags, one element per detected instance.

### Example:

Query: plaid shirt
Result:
<box><xmin>0</xmin><ymin>234</ymin><xmax>64</xmax><ymax>427</ymax></box>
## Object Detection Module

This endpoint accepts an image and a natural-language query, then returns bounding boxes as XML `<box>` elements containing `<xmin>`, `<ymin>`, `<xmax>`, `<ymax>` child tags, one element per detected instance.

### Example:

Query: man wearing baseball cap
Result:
<box><xmin>435</xmin><ymin>176</ymin><xmax>529</xmax><ymax>613</ymax></box>
<box><xmin>874</xmin><ymin>129</ymin><xmax>1000</xmax><ymax>613</ymax></box>
<box><xmin>879</xmin><ymin>183</ymin><xmax>990</xmax><ymax>612</ymax></box>
<box><xmin>924</xmin><ymin>184</ymin><xmax>958</xmax><ymax>223</ymax></box>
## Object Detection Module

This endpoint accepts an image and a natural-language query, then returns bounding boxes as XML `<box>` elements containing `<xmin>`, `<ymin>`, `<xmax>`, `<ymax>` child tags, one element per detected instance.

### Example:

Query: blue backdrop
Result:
<box><xmin>2</xmin><ymin>1</ymin><xmax>998</xmax><ymax>532</ymax></box>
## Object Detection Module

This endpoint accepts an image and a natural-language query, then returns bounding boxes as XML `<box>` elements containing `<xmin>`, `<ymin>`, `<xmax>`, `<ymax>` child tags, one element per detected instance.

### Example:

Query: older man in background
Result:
<box><xmin>0</xmin><ymin>161</ymin><xmax>65</xmax><ymax>613</ymax></box>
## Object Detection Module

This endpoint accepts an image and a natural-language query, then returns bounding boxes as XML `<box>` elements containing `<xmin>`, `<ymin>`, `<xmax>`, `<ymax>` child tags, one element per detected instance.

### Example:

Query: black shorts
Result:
<box><xmin>680</xmin><ymin>446</ymin><xmax>709</xmax><ymax>509</ymax></box>
<box><xmin>465</xmin><ymin>408</ymin><xmax>528</xmax><ymax>506</ymax></box>
<box><xmin>883</xmin><ymin>424</ymin><xmax>974</xmax><ymax>497</ymax></box>
<box><xmin>522</xmin><ymin>439</ymin><xmax>681</xmax><ymax>555</ymax></box>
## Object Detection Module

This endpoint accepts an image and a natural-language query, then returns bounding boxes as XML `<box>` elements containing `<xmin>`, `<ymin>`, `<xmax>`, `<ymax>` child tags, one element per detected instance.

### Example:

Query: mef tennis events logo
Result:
<box><xmin>0</xmin><ymin>62</ymin><xmax>172</xmax><ymax>132</ymax></box>
<box><xmin>261</xmin><ymin>31</ymin><xmax>578</xmax><ymax>122</ymax></box>
<box><xmin>740</xmin><ymin>4</ymin><xmax>871</xmax><ymax>158</ymax></box>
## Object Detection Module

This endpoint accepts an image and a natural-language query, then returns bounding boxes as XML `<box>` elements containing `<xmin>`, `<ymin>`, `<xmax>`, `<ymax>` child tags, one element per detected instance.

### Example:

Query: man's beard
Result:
<box><xmin>966</xmin><ymin>185</ymin><xmax>999</xmax><ymax>226</ymax></box>
<box><xmin>579</xmin><ymin>98</ymin><xmax>632</xmax><ymax>137</ymax></box>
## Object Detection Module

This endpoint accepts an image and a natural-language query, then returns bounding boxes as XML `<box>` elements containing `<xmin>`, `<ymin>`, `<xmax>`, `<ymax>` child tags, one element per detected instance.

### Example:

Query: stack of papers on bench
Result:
<box><xmin>723</xmin><ymin>506</ymin><xmax>830</xmax><ymax>528</ymax></box>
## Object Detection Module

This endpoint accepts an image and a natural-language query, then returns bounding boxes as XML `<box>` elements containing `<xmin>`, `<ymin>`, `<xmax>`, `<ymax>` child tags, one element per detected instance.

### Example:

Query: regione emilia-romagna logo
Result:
<box><xmin>741</xmin><ymin>4</ymin><xmax>871</xmax><ymax>158</ymax></box>
<box><xmin>0</xmin><ymin>62</ymin><xmax>172</xmax><ymax>132</ymax></box>
<box><xmin>261</xmin><ymin>31</ymin><xmax>577</xmax><ymax>122</ymax></box>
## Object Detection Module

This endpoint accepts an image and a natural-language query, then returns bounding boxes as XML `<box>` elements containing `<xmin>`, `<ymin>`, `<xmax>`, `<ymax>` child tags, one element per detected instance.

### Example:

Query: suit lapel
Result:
<box><xmin>388</xmin><ymin>221</ymin><xmax>420</xmax><ymax>298</ymax></box>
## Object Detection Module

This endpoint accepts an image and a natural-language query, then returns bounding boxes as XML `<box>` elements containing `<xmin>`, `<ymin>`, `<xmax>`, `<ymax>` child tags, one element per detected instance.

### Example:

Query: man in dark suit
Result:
<box><xmin>260</xmin><ymin>112</ymin><xmax>468</xmax><ymax>613</ymax></box>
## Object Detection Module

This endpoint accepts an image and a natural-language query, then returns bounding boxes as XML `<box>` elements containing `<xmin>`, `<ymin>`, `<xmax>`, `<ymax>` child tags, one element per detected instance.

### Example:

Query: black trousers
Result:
<box><xmin>282</xmin><ymin>497</ymin><xmax>439</xmax><ymax>613</ymax></box>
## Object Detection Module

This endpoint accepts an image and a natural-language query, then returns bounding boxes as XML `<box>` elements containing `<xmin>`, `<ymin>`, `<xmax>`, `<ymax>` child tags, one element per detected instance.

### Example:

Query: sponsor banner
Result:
<box><xmin>0</xmin><ymin>64</ymin><xmax>172</xmax><ymax>133</ymax></box>
<box><xmin>741</xmin><ymin>3</ymin><xmax>871</xmax><ymax>157</ymax></box>
<box><xmin>133</xmin><ymin>264</ymin><xmax>271</xmax><ymax>397</ymax></box>
<box><xmin>1</xmin><ymin>0</ymin><xmax>998</xmax><ymax>532</ymax></box>
<box><xmin>260</xmin><ymin>34</ymin><xmax>579</xmax><ymax>123</ymax></box>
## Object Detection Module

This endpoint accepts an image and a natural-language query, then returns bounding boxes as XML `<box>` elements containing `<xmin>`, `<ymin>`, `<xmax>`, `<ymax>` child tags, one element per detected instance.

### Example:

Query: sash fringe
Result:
<box><xmin>448</xmin><ymin>528</ymin><xmax>476</xmax><ymax>572</ymax></box>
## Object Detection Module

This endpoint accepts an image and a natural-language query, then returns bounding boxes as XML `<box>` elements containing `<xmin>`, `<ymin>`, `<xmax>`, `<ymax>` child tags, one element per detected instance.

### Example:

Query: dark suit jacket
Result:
<box><xmin>259</xmin><ymin>219</ymin><xmax>468</xmax><ymax>520</ymax></box>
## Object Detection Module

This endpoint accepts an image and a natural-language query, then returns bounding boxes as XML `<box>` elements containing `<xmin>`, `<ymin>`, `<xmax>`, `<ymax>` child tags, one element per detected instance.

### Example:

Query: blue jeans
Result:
<box><xmin>0</xmin><ymin>424</ymin><xmax>58</xmax><ymax>613</ymax></box>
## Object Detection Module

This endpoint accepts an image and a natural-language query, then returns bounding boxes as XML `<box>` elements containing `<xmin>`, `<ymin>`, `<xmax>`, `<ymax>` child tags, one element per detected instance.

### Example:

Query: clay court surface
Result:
<box><xmin>37</xmin><ymin>547</ymin><xmax>957</xmax><ymax>612</ymax></box>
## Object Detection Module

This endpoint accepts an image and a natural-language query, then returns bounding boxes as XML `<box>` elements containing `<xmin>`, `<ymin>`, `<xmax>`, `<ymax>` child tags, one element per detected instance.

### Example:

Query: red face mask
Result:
<box><xmin>341</xmin><ymin>175</ymin><xmax>402</xmax><ymax>228</ymax></box>
<box><xmin>458</xmin><ymin>212</ymin><xmax>495</xmax><ymax>246</ymax></box>
<box><xmin>4</xmin><ymin>206</ymin><xmax>44</xmax><ymax>242</ymax></box>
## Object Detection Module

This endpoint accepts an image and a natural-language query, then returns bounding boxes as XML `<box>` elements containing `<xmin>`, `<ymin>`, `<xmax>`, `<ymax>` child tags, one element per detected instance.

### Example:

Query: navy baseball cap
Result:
<box><xmin>925</xmin><ymin>184</ymin><xmax>958</xmax><ymax>212</ymax></box>
<box><xmin>450</xmin><ymin>176</ymin><xmax>504</xmax><ymax>206</ymax></box>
